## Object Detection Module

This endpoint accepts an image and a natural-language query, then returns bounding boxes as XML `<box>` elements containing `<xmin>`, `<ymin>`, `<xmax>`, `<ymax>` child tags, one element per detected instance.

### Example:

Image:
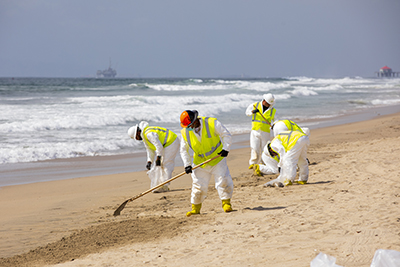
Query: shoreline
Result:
<box><xmin>0</xmin><ymin>110</ymin><xmax>399</xmax><ymax>266</ymax></box>
<box><xmin>1</xmin><ymin>104</ymin><xmax>400</xmax><ymax>188</ymax></box>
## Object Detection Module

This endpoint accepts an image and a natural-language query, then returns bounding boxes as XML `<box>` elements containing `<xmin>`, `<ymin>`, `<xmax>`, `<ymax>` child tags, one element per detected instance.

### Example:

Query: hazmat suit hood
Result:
<box><xmin>138</xmin><ymin>121</ymin><xmax>149</xmax><ymax>139</ymax></box>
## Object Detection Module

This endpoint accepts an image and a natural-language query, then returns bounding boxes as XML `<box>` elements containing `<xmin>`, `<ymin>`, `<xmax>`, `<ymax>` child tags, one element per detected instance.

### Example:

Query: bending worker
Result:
<box><xmin>128</xmin><ymin>121</ymin><xmax>179</xmax><ymax>193</ymax></box>
<box><xmin>253</xmin><ymin>119</ymin><xmax>310</xmax><ymax>176</ymax></box>
<box><xmin>180</xmin><ymin>110</ymin><xmax>234</xmax><ymax>216</ymax></box>
<box><xmin>264</xmin><ymin>129</ymin><xmax>310</xmax><ymax>187</ymax></box>
<box><xmin>245</xmin><ymin>93</ymin><xmax>278</xmax><ymax>170</ymax></box>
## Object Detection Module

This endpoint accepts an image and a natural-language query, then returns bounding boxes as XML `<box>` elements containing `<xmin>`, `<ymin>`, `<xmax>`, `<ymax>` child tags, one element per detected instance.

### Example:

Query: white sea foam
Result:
<box><xmin>291</xmin><ymin>87</ymin><xmax>318</xmax><ymax>96</ymax></box>
<box><xmin>1</xmin><ymin>77</ymin><xmax>399</xmax><ymax>165</ymax></box>
<box><xmin>371</xmin><ymin>99</ymin><xmax>400</xmax><ymax>106</ymax></box>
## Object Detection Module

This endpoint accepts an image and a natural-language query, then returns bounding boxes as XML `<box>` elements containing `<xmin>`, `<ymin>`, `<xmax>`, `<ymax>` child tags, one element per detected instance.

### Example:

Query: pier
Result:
<box><xmin>376</xmin><ymin>66</ymin><xmax>400</xmax><ymax>77</ymax></box>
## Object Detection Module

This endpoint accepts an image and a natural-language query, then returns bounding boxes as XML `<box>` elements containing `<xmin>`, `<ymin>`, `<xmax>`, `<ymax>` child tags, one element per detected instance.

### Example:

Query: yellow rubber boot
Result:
<box><xmin>248</xmin><ymin>164</ymin><xmax>254</xmax><ymax>170</ymax></box>
<box><xmin>295</xmin><ymin>180</ymin><xmax>307</xmax><ymax>185</ymax></box>
<box><xmin>186</xmin><ymin>203</ymin><xmax>201</xmax><ymax>217</ymax></box>
<box><xmin>283</xmin><ymin>179</ymin><xmax>292</xmax><ymax>186</ymax></box>
<box><xmin>253</xmin><ymin>164</ymin><xmax>262</xmax><ymax>176</ymax></box>
<box><xmin>222</xmin><ymin>199</ymin><xmax>232</xmax><ymax>212</ymax></box>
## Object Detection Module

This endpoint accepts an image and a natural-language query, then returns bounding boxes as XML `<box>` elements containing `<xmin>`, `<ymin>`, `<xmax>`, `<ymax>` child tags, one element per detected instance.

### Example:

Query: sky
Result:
<box><xmin>1</xmin><ymin>0</ymin><xmax>399</xmax><ymax>78</ymax></box>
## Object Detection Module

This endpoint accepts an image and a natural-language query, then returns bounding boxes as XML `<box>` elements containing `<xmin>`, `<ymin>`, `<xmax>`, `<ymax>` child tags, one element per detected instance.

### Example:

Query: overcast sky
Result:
<box><xmin>1</xmin><ymin>0</ymin><xmax>399</xmax><ymax>78</ymax></box>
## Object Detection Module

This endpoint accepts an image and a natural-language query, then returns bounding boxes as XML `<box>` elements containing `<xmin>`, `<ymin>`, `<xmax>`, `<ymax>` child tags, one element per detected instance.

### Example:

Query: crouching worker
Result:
<box><xmin>253</xmin><ymin>119</ymin><xmax>310</xmax><ymax>176</ymax></box>
<box><xmin>263</xmin><ymin>130</ymin><xmax>310</xmax><ymax>187</ymax></box>
<box><xmin>180</xmin><ymin>110</ymin><xmax>234</xmax><ymax>216</ymax></box>
<box><xmin>128</xmin><ymin>121</ymin><xmax>179</xmax><ymax>193</ymax></box>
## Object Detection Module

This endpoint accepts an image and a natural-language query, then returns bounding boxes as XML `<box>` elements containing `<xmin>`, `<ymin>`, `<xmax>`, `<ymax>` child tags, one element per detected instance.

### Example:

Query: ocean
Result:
<box><xmin>1</xmin><ymin>76</ymin><xmax>400</xmax><ymax>186</ymax></box>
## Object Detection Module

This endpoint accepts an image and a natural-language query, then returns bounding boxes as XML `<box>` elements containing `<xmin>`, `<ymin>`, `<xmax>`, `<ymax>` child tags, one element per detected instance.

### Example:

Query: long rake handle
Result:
<box><xmin>113</xmin><ymin>155</ymin><xmax>221</xmax><ymax>216</ymax></box>
<box><xmin>253</xmin><ymin>104</ymin><xmax>271</xmax><ymax>127</ymax></box>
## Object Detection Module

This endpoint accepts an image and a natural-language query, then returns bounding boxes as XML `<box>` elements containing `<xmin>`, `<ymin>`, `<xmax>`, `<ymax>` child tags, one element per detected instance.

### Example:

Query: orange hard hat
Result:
<box><xmin>180</xmin><ymin>110</ymin><xmax>198</xmax><ymax>128</ymax></box>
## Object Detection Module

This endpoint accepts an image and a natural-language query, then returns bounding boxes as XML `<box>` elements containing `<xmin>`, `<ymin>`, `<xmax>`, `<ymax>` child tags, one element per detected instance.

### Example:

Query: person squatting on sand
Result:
<box><xmin>253</xmin><ymin>119</ymin><xmax>310</xmax><ymax>176</ymax></box>
<box><xmin>179</xmin><ymin>110</ymin><xmax>234</xmax><ymax>216</ymax></box>
<box><xmin>128</xmin><ymin>121</ymin><xmax>180</xmax><ymax>193</ymax></box>
<box><xmin>263</xmin><ymin>129</ymin><xmax>310</xmax><ymax>187</ymax></box>
<box><xmin>245</xmin><ymin>93</ymin><xmax>278</xmax><ymax>170</ymax></box>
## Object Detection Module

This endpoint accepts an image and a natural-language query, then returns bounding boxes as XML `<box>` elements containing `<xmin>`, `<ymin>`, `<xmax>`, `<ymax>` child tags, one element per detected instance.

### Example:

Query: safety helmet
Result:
<box><xmin>180</xmin><ymin>110</ymin><xmax>198</xmax><ymax>128</ymax></box>
<box><xmin>127</xmin><ymin>125</ymin><xmax>139</xmax><ymax>139</ymax></box>
<box><xmin>263</xmin><ymin>93</ymin><xmax>275</xmax><ymax>106</ymax></box>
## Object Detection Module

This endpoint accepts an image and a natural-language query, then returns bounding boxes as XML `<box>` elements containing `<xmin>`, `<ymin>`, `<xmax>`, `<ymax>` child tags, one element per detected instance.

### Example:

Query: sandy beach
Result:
<box><xmin>1</xmin><ymin>112</ymin><xmax>400</xmax><ymax>267</ymax></box>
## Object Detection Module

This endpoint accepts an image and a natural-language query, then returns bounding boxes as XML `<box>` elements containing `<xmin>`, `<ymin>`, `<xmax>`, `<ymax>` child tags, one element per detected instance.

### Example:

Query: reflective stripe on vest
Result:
<box><xmin>274</xmin><ymin>130</ymin><xmax>306</xmax><ymax>152</ymax></box>
<box><xmin>181</xmin><ymin>117</ymin><xmax>224</xmax><ymax>167</ymax></box>
<box><xmin>282</xmin><ymin>120</ymin><xmax>304</xmax><ymax>134</ymax></box>
<box><xmin>143</xmin><ymin>126</ymin><xmax>177</xmax><ymax>151</ymax></box>
<box><xmin>251</xmin><ymin>101</ymin><xmax>275</xmax><ymax>132</ymax></box>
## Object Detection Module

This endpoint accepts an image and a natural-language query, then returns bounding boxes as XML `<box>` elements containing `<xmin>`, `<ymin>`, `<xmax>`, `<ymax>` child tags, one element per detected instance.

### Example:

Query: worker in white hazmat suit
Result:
<box><xmin>128</xmin><ymin>121</ymin><xmax>180</xmax><ymax>193</ymax></box>
<box><xmin>179</xmin><ymin>110</ymin><xmax>234</xmax><ymax>216</ymax></box>
<box><xmin>253</xmin><ymin>119</ymin><xmax>310</xmax><ymax>176</ymax></box>
<box><xmin>245</xmin><ymin>93</ymin><xmax>278</xmax><ymax>170</ymax></box>
<box><xmin>263</xmin><ymin>130</ymin><xmax>310</xmax><ymax>187</ymax></box>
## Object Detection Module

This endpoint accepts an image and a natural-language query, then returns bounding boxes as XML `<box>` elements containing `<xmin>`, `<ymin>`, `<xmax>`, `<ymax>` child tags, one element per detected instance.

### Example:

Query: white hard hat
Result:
<box><xmin>128</xmin><ymin>125</ymin><xmax>139</xmax><ymax>139</ymax></box>
<box><xmin>263</xmin><ymin>93</ymin><xmax>275</xmax><ymax>105</ymax></box>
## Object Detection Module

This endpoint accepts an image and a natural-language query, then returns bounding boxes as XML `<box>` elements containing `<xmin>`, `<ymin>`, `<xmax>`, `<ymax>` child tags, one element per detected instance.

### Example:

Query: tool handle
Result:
<box><xmin>127</xmin><ymin>155</ymin><xmax>221</xmax><ymax>202</ymax></box>
<box><xmin>253</xmin><ymin>104</ymin><xmax>271</xmax><ymax>126</ymax></box>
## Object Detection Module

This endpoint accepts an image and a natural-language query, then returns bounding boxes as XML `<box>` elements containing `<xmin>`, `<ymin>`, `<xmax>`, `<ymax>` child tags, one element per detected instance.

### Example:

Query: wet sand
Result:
<box><xmin>0</xmin><ymin>110</ymin><xmax>400</xmax><ymax>266</ymax></box>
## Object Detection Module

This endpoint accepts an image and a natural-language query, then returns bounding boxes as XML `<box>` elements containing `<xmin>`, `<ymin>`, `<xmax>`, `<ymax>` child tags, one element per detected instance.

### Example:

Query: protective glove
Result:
<box><xmin>156</xmin><ymin>156</ymin><xmax>161</xmax><ymax>166</ymax></box>
<box><xmin>185</xmin><ymin>165</ymin><xmax>192</xmax><ymax>174</ymax></box>
<box><xmin>218</xmin><ymin>149</ymin><xmax>229</xmax><ymax>157</ymax></box>
<box><xmin>252</xmin><ymin>109</ymin><xmax>259</xmax><ymax>114</ymax></box>
<box><xmin>146</xmin><ymin>161</ymin><xmax>152</xmax><ymax>170</ymax></box>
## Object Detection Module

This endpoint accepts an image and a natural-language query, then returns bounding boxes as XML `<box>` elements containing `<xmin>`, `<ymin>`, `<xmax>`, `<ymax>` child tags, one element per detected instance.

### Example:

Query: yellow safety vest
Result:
<box><xmin>181</xmin><ymin>116</ymin><xmax>224</xmax><ymax>167</ymax></box>
<box><xmin>280</xmin><ymin>120</ymin><xmax>304</xmax><ymax>134</ymax></box>
<box><xmin>273</xmin><ymin>130</ymin><xmax>306</xmax><ymax>153</ymax></box>
<box><xmin>143</xmin><ymin>126</ymin><xmax>177</xmax><ymax>151</ymax></box>
<box><xmin>251</xmin><ymin>101</ymin><xmax>276</xmax><ymax>132</ymax></box>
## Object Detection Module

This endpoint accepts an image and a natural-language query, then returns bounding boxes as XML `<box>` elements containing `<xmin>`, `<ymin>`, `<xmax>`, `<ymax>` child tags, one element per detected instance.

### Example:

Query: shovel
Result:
<box><xmin>113</xmin><ymin>155</ymin><xmax>221</xmax><ymax>216</ymax></box>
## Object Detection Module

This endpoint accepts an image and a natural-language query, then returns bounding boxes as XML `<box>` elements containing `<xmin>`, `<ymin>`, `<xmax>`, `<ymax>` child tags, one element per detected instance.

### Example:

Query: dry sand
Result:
<box><xmin>0</xmin><ymin>112</ymin><xmax>400</xmax><ymax>267</ymax></box>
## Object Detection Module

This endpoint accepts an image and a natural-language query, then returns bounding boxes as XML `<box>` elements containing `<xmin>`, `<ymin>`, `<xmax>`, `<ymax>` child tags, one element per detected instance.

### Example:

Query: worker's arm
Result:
<box><xmin>270</xmin><ymin>138</ymin><xmax>285</xmax><ymax>167</ymax></box>
<box><xmin>214</xmin><ymin>119</ymin><xmax>232</xmax><ymax>152</ymax></box>
<box><xmin>146</xmin><ymin>132</ymin><xmax>163</xmax><ymax>157</ymax></box>
<box><xmin>179</xmin><ymin>134</ymin><xmax>192</xmax><ymax>168</ymax></box>
<box><xmin>245</xmin><ymin>102</ymin><xmax>257</xmax><ymax>117</ymax></box>
<box><xmin>142</xmin><ymin>136</ymin><xmax>156</xmax><ymax>163</ymax></box>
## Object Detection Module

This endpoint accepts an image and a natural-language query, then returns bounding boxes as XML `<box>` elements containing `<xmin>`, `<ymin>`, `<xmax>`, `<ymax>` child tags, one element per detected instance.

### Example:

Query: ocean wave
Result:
<box><xmin>0</xmin><ymin>138</ymin><xmax>136</xmax><ymax>164</ymax></box>
<box><xmin>291</xmin><ymin>87</ymin><xmax>318</xmax><ymax>96</ymax></box>
<box><xmin>371</xmin><ymin>99</ymin><xmax>400</xmax><ymax>106</ymax></box>
<box><xmin>2</xmin><ymin>77</ymin><xmax>400</xmax><ymax>165</ymax></box>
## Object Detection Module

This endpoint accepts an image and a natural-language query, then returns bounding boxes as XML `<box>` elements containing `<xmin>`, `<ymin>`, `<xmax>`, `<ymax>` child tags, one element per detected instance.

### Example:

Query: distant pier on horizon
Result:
<box><xmin>376</xmin><ymin>66</ymin><xmax>400</xmax><ymax>77</ymax></box>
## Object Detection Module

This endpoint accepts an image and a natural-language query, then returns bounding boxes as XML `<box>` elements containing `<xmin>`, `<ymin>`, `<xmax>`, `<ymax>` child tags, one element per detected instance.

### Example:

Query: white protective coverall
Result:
<box><xmin>258</xmin><ymin>119</ymin><xmax>310</xmax><ymax>175</ymax></box>
<box><xmin>245</xmin><ymin>101</ymin><xmax>278</xmax><ymax>166</ymax></box>
<box><xmin>265</xmin><ymin>131</ymin><xmax>310</xmax><ymax>187</ymax></box>
<box><xmin>141</xmin><ymin>123</ymin><xmax>180</xmax><ymax>192</ymax></box>
<box><xmin>180</xmin><ymin>118</ymin><xmax>233</xmax><ymax>205</ymax></box>
<box><xmin>259</xmin><ymin>151</ymin><xmax>280</xmax><ymax>175</ymax></box>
